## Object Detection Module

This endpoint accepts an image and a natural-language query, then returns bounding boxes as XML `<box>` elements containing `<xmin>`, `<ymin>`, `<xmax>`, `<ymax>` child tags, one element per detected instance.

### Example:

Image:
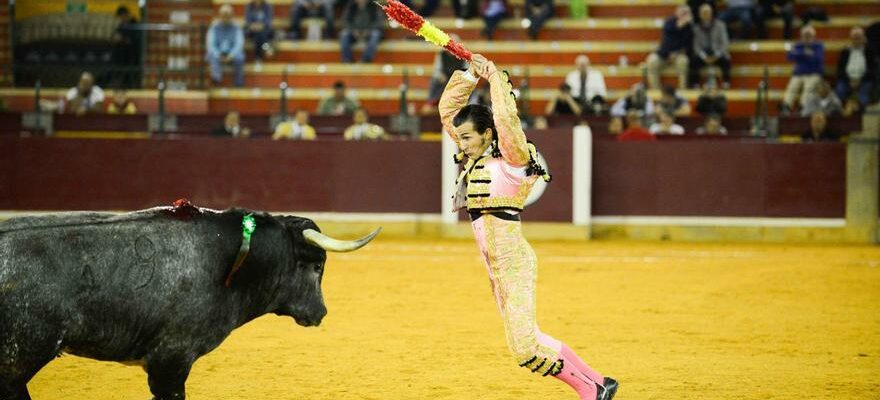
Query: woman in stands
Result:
<box><xmin>438</xmin><ymin>53</ymin><xmax>618</xmax><ymax>400</ymax></box>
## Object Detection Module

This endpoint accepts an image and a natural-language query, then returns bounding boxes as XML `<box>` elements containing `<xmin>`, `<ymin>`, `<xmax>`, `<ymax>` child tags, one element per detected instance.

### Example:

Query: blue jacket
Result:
<box><xmin>787</xmin><ymin>42</ymin><xmax>825</xmax><ymax>76</ymax></box>
<box><xmin>207</xmin><ymin>21</ymin><xmax>245</xmax><ymax>58</ymax></box>
<box><xmin>245</xmin><ymin>2</ymin><xmax>273</xmax><ymax>32</ymax></box>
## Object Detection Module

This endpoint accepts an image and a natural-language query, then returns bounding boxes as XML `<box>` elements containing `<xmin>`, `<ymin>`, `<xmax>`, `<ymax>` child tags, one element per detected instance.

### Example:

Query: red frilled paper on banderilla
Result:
<box><xmin>377</xmin><ymin>0</ymin><xmax>473</xmax><ymax>61</ymax></box>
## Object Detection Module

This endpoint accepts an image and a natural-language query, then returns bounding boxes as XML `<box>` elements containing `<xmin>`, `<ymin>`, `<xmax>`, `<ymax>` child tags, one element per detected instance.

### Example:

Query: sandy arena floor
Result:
<box><xmin>28</xmin><ymin>239</ymin><xmax>880</xmax><ymax>399</ymax></box>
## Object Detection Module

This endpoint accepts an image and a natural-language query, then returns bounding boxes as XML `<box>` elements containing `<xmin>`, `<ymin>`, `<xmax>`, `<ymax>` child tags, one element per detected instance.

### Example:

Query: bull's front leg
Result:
<box><xmin>145</xmin><ymin>354</ymin><xmax>195</xmax><ymax>400</ymax></box>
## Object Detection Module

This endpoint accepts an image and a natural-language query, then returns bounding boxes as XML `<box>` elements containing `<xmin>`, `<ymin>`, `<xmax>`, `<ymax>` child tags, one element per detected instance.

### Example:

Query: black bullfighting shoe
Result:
<box><xmin>597</xmin><ymin>377</ymin><xmax>618</xmax><ymax>400</ymax></box>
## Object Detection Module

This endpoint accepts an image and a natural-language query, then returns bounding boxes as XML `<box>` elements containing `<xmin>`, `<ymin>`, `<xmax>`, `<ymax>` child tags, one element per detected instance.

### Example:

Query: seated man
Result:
<box><xmin>340</xmin><ymin>0</ymin><xmax>385</xmax><ymax>63</ymax></box>
<box><xmin>565</xmin><ymin>55</ymin><xmax>607</xmax><ymax>115</ymax></box>
<box><xmin>782</xmin><ymin>25</ymin><xmax>824</xmax><ymax>115</ymax></box>
<box><xmin>245</xmin><ymin>0</ymin><xmax>274</xmax><ymax>60</ymax></box>
<box><xmin>106</xmin><ymin>89</ymin><xmax>137</xmax><ymax>114</ymax></box>
<box><xmin>695</xmin><ymin>114</ymin><xmax>728</xmax><ymax>135</ymax></box>
<box><xmin>481</xmin><ymin>0</ymin><xmax>509</xmax><ymax>40</ymax></box>
<box><xmin>801</xmin><ymin>111</ymin><xmax>838</xmax><ymax>142</ymax></box>
<box><xmin>206</xmin><ymin>5</ymin><xmax>245</xmax><ymax>87</ymax></box>
<box><xmin>718</xmin><ymin>0</ymin><xmax>756</xmax><ymax>39</ymax></box>
<box><xmin>288</xmin><ymin>0</ymin><xmax>335</xmax><ymax>40</ymax></box>
<box><xmin>649</xmin><ymin>109</ymin><xmax>685</xmax><ymax>135</ymax></box>
<box><xmin>690</xmin><ymin>4</ymin><xmax>731</xmax><ymax>88</ymax></box>
<box><xmin>212</xmin><ymin>111</ymin><xmax>251</xmax><ymax>138</ymax></box>
<box><xmin>755</xmin><ymin>0</ymin><xmax>793</xmax><ymax>39</ymax></box>
<box><xmin>273</xmin><ymin>109</ymin><xmax>317</xmax><ymax>140</ymax></box>
<box><xmin>544</xmin><ymin>83</ymin><xmax>582</xmax><ymax>116</ymax></box>
<box><xmin>344</xmin><ymin>108</ymin><xmax>388</xmax><ymax>140</ymax></box>
<box><xmin>611</xmin><ymin>83</ymin><xmax>655</xmax><ymax>118</ymax></box>
<box><xmin>65</xmin><ymin>72</ymin><xmax>105</xmax><ymax>115</ymax></box>
<box><xmin>835</xmin><ymin>27</ymin><xmax>877</xmax><ymax>111</ymax></box>
<box><xmin>801</xmin><ymin>80</ymin><xmax>843</xmax><ymax>117</ymax></box>
<box><xmin>524</xmin><ymin>0</ymin><xmax>554</xmax><ymax>40</ymax></box>
<box><xmin>317</xmin><ymin>81</ymin><xmax>360</xmax><ymax>115</ymax></box>
<box><xmin>695</xmin><ymin>79</ymin><xmax>727</xmax><ymax>116</ymax></box>
<box><xmin>657</xmin><ymin>85</ymin><xmax>692</xmax><ymax>116</ymax></box>
<box><xmin>646</xmin><ymin>5</ymin><xmax>693</xmax><ymax>89</ymax></box>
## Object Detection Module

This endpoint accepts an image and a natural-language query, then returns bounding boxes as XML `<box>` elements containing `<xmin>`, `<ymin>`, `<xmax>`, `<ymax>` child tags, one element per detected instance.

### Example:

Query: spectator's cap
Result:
<box><xmin>333</xmin><ymin>81</ymin><xmax>346</xmax><ymax>90</ymax></box>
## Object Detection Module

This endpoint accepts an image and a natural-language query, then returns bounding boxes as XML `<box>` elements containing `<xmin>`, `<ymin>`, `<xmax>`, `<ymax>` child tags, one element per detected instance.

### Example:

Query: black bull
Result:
<box><xmin>0</xmin><ymin>206</ymin><xmax>379</xmax><ymax>400</ymax></box>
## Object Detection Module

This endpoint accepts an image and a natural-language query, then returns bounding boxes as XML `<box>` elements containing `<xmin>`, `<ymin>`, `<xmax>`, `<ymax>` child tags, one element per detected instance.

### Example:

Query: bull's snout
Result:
<box><xmin>293</xmin><ymin>304</ymin><xmax>327</xmax><ymax>327</ymax></box>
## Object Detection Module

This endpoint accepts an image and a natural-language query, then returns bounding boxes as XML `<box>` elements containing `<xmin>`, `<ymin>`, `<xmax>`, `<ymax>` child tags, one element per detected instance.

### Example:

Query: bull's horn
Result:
<box><xmin>302</xmin><ymin>228</ymin><xmax>382</xmax><ymax>252</ymax></box>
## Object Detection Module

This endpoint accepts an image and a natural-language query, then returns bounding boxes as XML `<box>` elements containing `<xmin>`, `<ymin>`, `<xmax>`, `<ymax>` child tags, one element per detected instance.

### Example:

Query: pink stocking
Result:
<box><xmin>561</xmin><ymin>343</ymin><xmax>604</xmax><ymax>385</ymax></box>
<box><xmin>553</xmin><ymin>354</ymin><xmax>597</xmax><ymax>400</ymax></box>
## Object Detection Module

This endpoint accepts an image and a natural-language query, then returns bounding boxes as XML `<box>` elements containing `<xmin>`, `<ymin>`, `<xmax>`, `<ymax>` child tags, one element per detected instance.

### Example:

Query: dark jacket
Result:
<box><xmin>342</xmin><ymin>1</ymin><xmax>385</xmax><ymax>31</ymax></box>
<box><xmin>657</xmin><ymin>16</ymin><xmax>694</xmax><ymax>59</ymax></box>
<box><xmin>835</xmin><ymin>46</ymin><xmax>878</xmax><ymax>85</ymax></box>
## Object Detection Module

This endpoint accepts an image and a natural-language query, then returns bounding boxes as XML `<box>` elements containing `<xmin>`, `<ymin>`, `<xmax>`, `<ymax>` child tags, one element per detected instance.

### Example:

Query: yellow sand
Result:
<box><xmin>29</xmin><ymin>239</ymin><xmax>880</xmax><ymax>399</ymax></box>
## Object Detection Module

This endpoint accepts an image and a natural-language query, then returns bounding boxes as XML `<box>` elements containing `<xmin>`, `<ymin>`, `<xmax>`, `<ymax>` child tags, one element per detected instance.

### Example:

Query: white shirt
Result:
<box><xmin>649</xmin><ymin>123</ymin><xmax>685</xmax><ymax>135</ymax></box>
<box><xmin>846</xmin><ymin>47</ymin><xmax>867</xmax><ymax>81</ymax></box>
<box><xmin>564</xmin><ymin>68</ymin><xmax>607</xmax><ymax>101</ymax></box>
<box><xmin>65</xmin><ymin>86</ymin><xmax>105</xmax><ymax>110</ymax></box>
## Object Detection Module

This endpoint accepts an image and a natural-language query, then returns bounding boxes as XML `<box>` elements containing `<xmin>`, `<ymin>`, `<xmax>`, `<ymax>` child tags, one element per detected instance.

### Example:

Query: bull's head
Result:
<box><xmin>275</xmin><ymin>216</ymin><xmax>380</xmax><ymax>327</ymax></box>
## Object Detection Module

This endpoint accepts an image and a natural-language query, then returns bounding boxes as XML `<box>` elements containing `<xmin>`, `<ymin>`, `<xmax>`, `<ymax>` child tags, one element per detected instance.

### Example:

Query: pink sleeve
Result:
<box><xmin>439</xmin><ymin>70</ymin><xmax>478</xmax><ymax>146</ymax></box>
<box><xmin>488</xmin><ymin>71</ymin><xmax>529</xmax><ymax>167</ymax></box>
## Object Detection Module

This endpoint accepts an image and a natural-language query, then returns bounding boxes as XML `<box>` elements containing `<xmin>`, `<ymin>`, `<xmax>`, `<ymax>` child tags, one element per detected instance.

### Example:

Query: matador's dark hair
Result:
<box><xmin>453</xmin><ymin>104</ymin><xmax>501</xmax><ymax>158</ymax></box>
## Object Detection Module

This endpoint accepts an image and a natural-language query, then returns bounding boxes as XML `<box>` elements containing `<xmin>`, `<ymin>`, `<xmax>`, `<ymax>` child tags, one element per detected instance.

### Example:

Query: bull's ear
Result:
<box><xmin>302</xmin><ymin>228</ymin><xmax>381</xmax><ymax>252</ymax></box>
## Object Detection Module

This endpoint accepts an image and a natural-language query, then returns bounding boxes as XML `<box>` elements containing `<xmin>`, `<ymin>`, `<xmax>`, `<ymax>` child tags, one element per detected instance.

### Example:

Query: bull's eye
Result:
<box><xmin>314</xmin><ymin>263</ymin><xmax>324</xmax><ymax>274</ymax></box>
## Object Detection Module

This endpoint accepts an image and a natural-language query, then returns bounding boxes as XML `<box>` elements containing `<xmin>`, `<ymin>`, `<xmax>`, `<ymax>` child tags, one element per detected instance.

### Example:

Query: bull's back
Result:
<box><xmin>0</xmin><ymin>211</ymin><xmax>236</xmax><ymax>359</ymax></box>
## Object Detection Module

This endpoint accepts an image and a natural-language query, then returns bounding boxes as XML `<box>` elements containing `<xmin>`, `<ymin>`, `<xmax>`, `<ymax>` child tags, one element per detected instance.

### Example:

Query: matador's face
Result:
<box><xmin>456</xmin><ymin>121</ymin><xmax>493</xmax><ymax>159</ymax></box>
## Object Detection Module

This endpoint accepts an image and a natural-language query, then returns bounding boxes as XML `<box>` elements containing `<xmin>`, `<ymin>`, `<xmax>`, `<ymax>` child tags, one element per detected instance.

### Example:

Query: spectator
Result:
<box><xmin>607</xmin><ymin>116</ymin><xmax>624</xmax><ymax>135</ymax></box>
<box><xmin>66</xmin><ymin>72</ymin><xmax>105</xmax><ymax>115</ymax></box>
<box><xmin>835</xmin><ymin>27</ymin><xmax>877</xmax><ymax>110</ymax></box>
<box><xmin>687</xmin><ymin>0</ymin><xmax>716</xmax><ymax>20</ymax></box>
<box><xmin>212</xmin><ymin>111</ymin><xmax>251</xmax><ymax>138</ymax></box>
<box><xmin>695</xmin><ymin>114</ymin><xmax>728</xmax><ymax>134</ymax></box>
<box><xmin>106</xmin><ymin>89</ymin><xmax>137</xmax><ymax>114</ymax></box>
<box><xmin>524</xmin><ymin>0</ymin><xmax>554</xmax><ymax>40</ymax></box>
<box><xmin>206</xmin><ymin>5</ymin><xmax>245</xmax><ymax>87</ymax></box>
<box><xmin>611</xmin><ymin>84</ymin><xmax>655</xmax><ymax>118</ymax></box>
<box><xmin>344</xmin><ymin>108</ymin><xmax>387</xmax><ymax>140</ymax></box>
<box><xmin>690</xmin><ymin>4</ymin><xmax>731</xmax><ymax>88</ymax></box>
<box><xmin>657</xmin><ymin>85</ymin><xmax>692</xmax><ymax>117</ymax></box>
<box><xmin>289</xmin><ymin>0</ymin><xmax>335</xmax><ymax>40</ymax></box>
<box><xmin>419</xmin><ymin>0</ymin><xmax>480</xmax><ymax>18</ymax></box>
<box><xmin>718</xmin><ymin>0</ymin><xmax>756</xmax><ymax>39</ymax></box>
<box><xmin>113</xmin><ymin>5</ymin><xmax>141</xmax><ymax>88</ymax></box>
<box><xmin>646</xmin><ymin>5</ymin><xmax>693</xmax><ymax>89</ymax></box>
<box><xmin>273</xmin><ymin>109</ymin><xmax>317</xmax><ymax>140</ymax></box>
<box><xmin>618</xmin><ymin>110</ymin><xmax>655</xmax><ymax>141</ymax></box>
<box><xmin>801</xmin><ymin>111</ymin><xmax>837</xmax><ymax>142</ymax></box>
<box><xmin>317</xmin><ymin>81</ymin><xmax>360</xmax><ymax>115</ymax></box>
<box><xmin>756</xmin><ymin>0</ymin><xmax>794</xmax><ymax>39</ymax></box>
<box><xmin>782</xmin><ymin>25</ymin><xmax>824</xmax><ymax>115</ymax></box>
<box><xmin>423</xmin><ymin>35</ymin><xmax>469</xmax><ymax>113</ymax></box>
<box><xmin>564</xmin><ymin>55</ymin><xmax>607</xmax><ymax>114</ymax></box>
<box><xmin>544</xmin><ymin>83</ymin><xmax>582</xmax><ymax>116</ymax></box>
<box><xmin>481</xmin><ymin>0</ymin><xmax>509</xmax><ymax>40</ymax></box>
<box><xmin>531</xmin><ymin>116</ymin><xmax>549</xmax><ymax>130</ymax></box>
<box><xmin>649</xmin><ymin>109</ymin><xmax>685</xmax><ymax>135</ymax></box>
<box><xmin>695</xmin><ymin>78</ymin><xmax>728</xmax><ymax>116</ymax></box>
<box><xmin>245</xmin><ymin>0</ymin><xmax>274</xmax><ymax>60</ymax></box>
<box><xmin>340</xmin><ymin>0</ymin><xmax>385</xmax><ymax>63</ymax></box>
<box><xmin>801</xmin><ymin>80</ymin><xmax>842</xmax><ymax>117</ymax></box>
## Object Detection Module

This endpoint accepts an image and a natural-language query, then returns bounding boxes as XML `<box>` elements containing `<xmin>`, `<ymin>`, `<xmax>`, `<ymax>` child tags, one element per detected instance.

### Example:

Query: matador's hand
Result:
<box><xmin>470</xmin><ymin>54</ymin><xmax>498</xmax><ymax>80</ymax></box>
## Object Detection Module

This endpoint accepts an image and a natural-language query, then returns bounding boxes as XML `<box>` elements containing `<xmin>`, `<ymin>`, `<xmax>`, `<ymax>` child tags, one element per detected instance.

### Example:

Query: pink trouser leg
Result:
<box><xmin>553</xmin><ymin>353</ymin><xmax>598</xmax><ymax>400</ymax></box>
<box><xmin>561</xmin><ymin>343</ymin><xmax>604</xmax><ymax>385</ymax></box>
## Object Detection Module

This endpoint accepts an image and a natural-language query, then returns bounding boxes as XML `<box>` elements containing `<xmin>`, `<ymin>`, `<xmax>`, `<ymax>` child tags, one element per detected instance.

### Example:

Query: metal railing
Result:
<box><xmin>8</xmin><ymin>10</ymin><xmax>207</xmax><ymax>90</ymax></box>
